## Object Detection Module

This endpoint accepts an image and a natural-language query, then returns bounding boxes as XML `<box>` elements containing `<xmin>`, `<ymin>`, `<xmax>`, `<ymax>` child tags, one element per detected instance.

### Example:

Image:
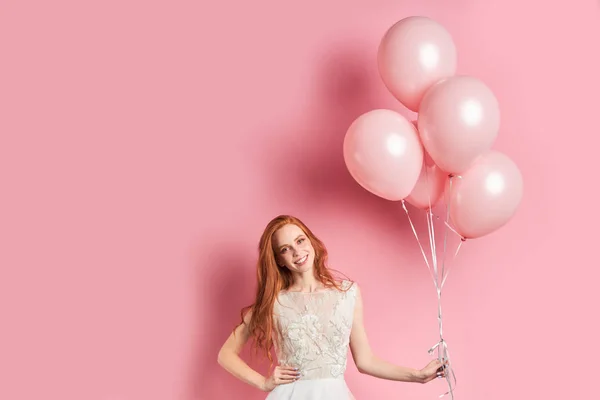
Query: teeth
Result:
<box><xmin>295</xmin><ymin>255</ymin><xmax>307</xmax><ymax>264</ymax></box>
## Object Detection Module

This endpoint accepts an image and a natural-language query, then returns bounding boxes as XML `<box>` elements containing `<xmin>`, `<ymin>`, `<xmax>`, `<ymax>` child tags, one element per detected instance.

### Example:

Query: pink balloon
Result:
<box><xmin>424</xmin><ymin>150</ymin><xmax>437</xmax><ymax>168</ymax></box>
<box><xmin>406</xmin><ymin>119</ymin><xmax>448</xmax><ymax>209</ymax></box>
<box><xmin>418</xmin><ymin>76</ymin><xmax>500</xmax><ymax>174</ymax></box>
<box><xmin>405</xmin><ymin>155</ymin><xmax>448</xmax><ymax>210</ymax></box>
<box><xmin>449</xmin><ymin>151</ymin><xmax>523</xmax><ymax>239</ymax></box>
<box><xmin>411</xmin><ymin>120</ymin><xmax>436</xmax><ymax>168</ymax></box>
<box><xmin>378</xmin><ymin>16</ymin><xmax>457</xmax><ymax>112</ymax></box>
<box><xmin>344</xmin><ymin>109</ymin><xmax>423</xmax><ymax>201</ymax></box>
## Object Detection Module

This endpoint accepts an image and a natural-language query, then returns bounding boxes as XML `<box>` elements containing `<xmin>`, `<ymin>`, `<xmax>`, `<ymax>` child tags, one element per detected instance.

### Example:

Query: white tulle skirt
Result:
<box><xmin>265</xmin><ymin>378</ymin><xmax>354</xmax><ymax>400</ymax></box>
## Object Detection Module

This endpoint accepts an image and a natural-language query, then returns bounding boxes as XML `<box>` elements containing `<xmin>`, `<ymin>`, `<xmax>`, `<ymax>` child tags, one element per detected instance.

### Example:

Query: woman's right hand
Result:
<box><xmin>262</xmin><ymin>365</ymin><xmax>301</xmax><ymax>391</ymax></box>
<box><xmin>418</xmin><ymin>359</ymin><xmax>448</xmax><ymax>383</ymax></box>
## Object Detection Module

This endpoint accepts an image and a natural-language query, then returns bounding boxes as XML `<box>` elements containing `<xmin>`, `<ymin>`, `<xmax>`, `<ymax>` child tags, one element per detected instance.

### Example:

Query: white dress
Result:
<box><xmin>266</xmin><ymin>280</ymin><xmax>358</xmax><ymax>400</ymax></box>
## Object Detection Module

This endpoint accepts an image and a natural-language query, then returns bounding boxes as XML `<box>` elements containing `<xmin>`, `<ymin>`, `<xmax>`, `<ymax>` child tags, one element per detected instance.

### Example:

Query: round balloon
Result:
<box><xmin>418</xmin><ymin>76</ymin><xmax>500</xmax><ymax>174</ymax></box>
<box><xmin>449</xmin><ymin>151</ymin><xmax>523</xmax><ymax>239</ymax></box>
<box><xmin>378</xmin><ymin>16</ymin><xmax>457</xmax><ymax>112</ymax></box>
<box><xmin>405</xmin><ymin>151</ymin><xmax>448</xmax><ymax>210</ymax></box>
<box><xmin>344</xmin><ymin>109</ymin><xmax>423</xmax><ymax>201</ymax></box>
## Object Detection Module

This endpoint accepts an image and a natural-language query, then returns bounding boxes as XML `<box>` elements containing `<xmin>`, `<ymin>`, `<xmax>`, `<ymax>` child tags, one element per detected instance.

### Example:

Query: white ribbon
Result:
<box><xmin>400</xmin><ymin>173</ymin><xmax>463</xmax><ymax>398</ymax></box>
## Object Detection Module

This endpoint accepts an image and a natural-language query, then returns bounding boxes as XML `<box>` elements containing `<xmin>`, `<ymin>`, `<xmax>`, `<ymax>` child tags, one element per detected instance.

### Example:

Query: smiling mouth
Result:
<box><xmin>294</xmin><ymin>255</ymin><xmax>308</xmax><ymax>265</ymax></box>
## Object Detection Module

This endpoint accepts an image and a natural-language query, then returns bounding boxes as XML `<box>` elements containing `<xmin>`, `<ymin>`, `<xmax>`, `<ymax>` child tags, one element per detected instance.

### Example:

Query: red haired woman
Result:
<box><xmin>218</xmin><ymin>215</ymin><xmax>446</xmax><ymax>399</ymax></box>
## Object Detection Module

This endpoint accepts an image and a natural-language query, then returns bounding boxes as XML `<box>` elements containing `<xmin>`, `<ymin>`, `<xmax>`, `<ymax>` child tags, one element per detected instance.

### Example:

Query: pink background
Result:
<box><xmin>1</xmin><ymin>1</ymin><xmax>599</xmax><ymax>399</ymax></box>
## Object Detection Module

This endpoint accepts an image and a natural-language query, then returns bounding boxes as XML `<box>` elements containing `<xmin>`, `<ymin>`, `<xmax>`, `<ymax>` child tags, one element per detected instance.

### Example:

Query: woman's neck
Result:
<box><xmin>288</xmin><ymin>271</ymin><xmax>323</xmax><ymax>293</ymax></box>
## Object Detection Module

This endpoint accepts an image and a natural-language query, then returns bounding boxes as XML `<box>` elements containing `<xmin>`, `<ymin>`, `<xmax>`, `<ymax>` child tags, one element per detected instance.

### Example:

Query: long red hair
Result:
<box><xmin>238</xmin><ymin>215</ymin><xmax>347</xmax><ymax>363</ymax></box>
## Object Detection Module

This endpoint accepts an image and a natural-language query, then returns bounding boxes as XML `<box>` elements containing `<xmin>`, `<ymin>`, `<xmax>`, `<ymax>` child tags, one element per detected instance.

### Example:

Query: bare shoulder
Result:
<box><xmin>337</xmin><ymin>279</ymin><xmax>360</xmax><ymax>294</ymax></box>
<box><xmin>241</xmin><ymin>307</ymin><xmax>253</xmax><ymax>326</ymax></box>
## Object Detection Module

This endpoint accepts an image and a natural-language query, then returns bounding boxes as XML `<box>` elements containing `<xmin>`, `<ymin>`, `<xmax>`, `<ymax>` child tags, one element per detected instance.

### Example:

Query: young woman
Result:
<box><xmin>218</xmin><ymin>215</ymin><xmax>446</xmax><ymax>399</ymax></box>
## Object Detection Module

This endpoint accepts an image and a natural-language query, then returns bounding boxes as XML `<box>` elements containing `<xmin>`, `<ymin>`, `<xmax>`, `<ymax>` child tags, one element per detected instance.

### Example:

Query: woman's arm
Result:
<box><xmin>217</xmin><ymin>311</ymin><xmax>300</xmax><ymax>391</ymax></box>
<box><xmin>349</xmin><ymin>284</ymin><xmax>444</xmax><ymax>383</ymax></box>
<box><xmin>217</xmin><ymin>311</ymin><xmax>269</xmax><ymax>391</ymax></box>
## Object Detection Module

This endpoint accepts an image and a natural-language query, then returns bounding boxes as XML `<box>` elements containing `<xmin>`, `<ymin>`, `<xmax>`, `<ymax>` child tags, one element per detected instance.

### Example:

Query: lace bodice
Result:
<box><xmin>273</xmin><ymin>280</ymin><xmax>358</xmax><ymax>380</ymax></box>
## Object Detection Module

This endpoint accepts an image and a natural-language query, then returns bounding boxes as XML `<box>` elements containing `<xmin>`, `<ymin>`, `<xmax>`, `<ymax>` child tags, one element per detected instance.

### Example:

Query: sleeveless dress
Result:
<box><xmin>266</xmin><ymin>280</ymin><xmax>358</xmax><ymax>400</ymax></box>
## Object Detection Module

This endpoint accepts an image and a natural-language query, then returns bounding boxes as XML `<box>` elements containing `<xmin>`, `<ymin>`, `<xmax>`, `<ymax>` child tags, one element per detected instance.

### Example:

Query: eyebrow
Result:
<box><xmin>278</xmin><ymin>235</ymin><xmax>305</xmax><ymax>250</ymax></box>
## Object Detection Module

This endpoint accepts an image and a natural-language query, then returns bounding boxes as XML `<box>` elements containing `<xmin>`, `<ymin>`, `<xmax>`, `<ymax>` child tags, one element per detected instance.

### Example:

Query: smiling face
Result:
<box><xmin>272</xmin><ymin>223</ymin><xmax>315</xmax><ymax>274</ymax></box>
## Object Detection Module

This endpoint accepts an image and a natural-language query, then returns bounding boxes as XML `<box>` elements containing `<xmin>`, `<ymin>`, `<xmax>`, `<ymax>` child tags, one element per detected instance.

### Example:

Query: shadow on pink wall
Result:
<box><xmin>253</xmin><ymin>44</ymin><xmax>421</xmax><ymax>235</ymax></box>
<box><xmin>183</xmin><ymin>45</ymin><xmax>421</xmax><ymax>400</ymax></box>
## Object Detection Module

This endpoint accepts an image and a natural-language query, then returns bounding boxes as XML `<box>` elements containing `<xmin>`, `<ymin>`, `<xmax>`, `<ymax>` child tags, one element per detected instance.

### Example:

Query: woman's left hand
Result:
<box><xmin>418</xmin><ymin>359</ymin><xmax>448</xmax><ymax>383</ymax></box>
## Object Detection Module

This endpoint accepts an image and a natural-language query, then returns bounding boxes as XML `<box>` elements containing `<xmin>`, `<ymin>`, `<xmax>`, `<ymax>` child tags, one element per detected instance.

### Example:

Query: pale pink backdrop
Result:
<box><xmin>1</xmin><ymin>1</ymin><xmax>599</xmax><ymax>399</ymax></box>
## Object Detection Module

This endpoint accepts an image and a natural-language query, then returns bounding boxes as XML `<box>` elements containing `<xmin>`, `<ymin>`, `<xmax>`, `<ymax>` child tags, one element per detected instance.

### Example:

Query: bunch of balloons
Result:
<box><xmin>343</xmin><ymin>16</ymin><xmax>524</xmax><ymax>398</ymax></box>
<box><xmin>344</xmin><ymin>16</ymin><xmax>523</xmax><ymax>240</ymax></box>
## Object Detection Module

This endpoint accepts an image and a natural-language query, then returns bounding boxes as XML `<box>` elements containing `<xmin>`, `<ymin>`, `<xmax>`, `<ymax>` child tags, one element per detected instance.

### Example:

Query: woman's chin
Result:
<box><xmin>293</xmin><ymin>263</ymin><xmax>313</xmax><ymax>273</ymax></box>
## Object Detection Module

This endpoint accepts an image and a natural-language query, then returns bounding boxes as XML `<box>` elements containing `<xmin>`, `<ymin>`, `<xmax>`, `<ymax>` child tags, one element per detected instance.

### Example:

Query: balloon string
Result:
<box><xmin>441</xmin><ymin>176</ymin><xmax>451</xmax><ymax>285</ymax></box>
<box><xmin>400</xmin><ymin>204</ymin><xmax>455</xmax><ymax>397</ymax></box>
<box><xmin>424</xmin><ymin>168</ymin><xmax>439</xmax><ymax>291</ymax></box>
<box><xmin>453</xmin><ymin>239</ymin><xmax>464</xmax><ymax>258</ymax></box>
<box><xmin>428</xmin><ymin>209</ymin><xmax>439</xmax><ymax>289</ymax></box>
<box><xmin>443</xmin><ymin>221</ymin><xmax>463</xmax><ymax>239</ymax></box>
<box><xmin>441</xmin><ymin>220</ymin><xmax>466</xmax><ymax>259</ymax></box>
<box><xmin>442</xmin><ymin>239</ymin><xmax>465</xmax><ymax>289</ymax></box>
<box><xmin>424</xmin><ymin>206</ymin><xmax>456</xmax><ymax>399</ymax></box>
<box><xmin>439</xmin><ymin>175</ymin><xmax>466</xmax><ymax>289</ymax></box>
<box><xmin>419</xmin><ymin>169</ymin><xmax>457</xmax><ymax>398</ymax></box>
<box><xmin>440</xmin><ymin>176</ymin><xmax>453</xmax><ymax>290</ymax></box>
<box><xmin>401</xmin><ymin>200</ymin><xmax>438</xmax><ymax>290</ymax></box>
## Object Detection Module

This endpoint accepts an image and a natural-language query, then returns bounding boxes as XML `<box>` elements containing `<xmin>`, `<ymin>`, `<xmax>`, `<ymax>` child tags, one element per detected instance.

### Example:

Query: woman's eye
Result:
<box><xmin>281</xmin><ymin>248</ymin><xmax>288</xmax><ymax>253</ymax></box>
<box><xmin>298</xmin><ymin>238</ymin><xmax>305</xmax><ymax>244</ymax></box>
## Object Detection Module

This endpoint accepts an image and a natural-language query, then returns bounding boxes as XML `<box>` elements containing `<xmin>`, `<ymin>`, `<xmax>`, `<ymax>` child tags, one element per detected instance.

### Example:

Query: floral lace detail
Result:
<box><xmin>273</xmin><ymin>280</ymin><xmax>357</xmax><ymax>380</ymax></box>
